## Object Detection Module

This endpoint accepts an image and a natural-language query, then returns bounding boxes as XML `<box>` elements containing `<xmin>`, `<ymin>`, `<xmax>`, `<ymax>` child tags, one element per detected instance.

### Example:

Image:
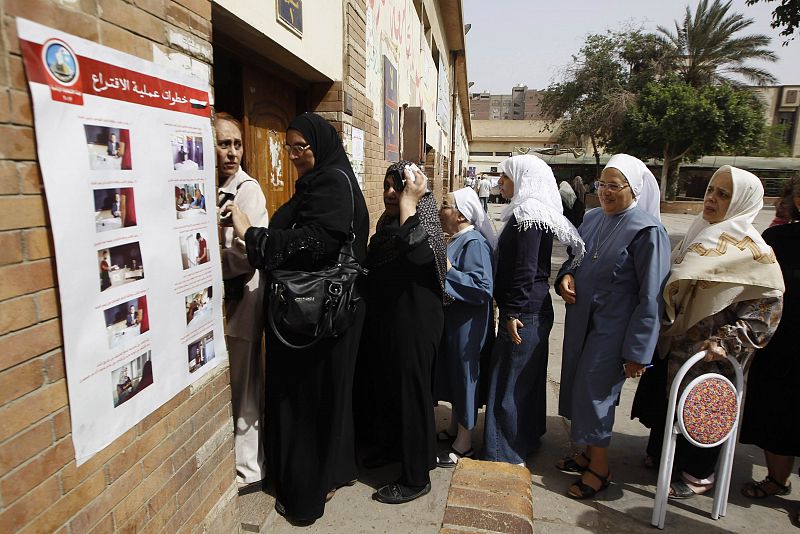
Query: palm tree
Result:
<box><xmin>657</xmin><ymin>0</ymin><xmax>777</xmax><ymax>87</ymax></box>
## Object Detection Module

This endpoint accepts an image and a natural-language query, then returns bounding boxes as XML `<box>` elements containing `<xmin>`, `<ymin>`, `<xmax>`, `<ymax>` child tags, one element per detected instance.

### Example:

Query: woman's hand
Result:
<box><xmin>224</xmin><ymin>203</ymin><xmax>252</xmax><ymax>240</ymax></box>
<box><xmin>398</xmin><ymin>166</ymin><xmax>428</xmax><ymax>225</ymax></box>
<box><xmin>559</xmin><ymin>274</ymin><xmax>576</xmax><ymax>305</ymax></box>
<box><xmin>506</xmin><ymin>317</ymin><xmax>523</xmax><ymax>345</ymax></box>
<box><xmin>446</xmin><ymin>258</ymin><xmax>452</xmax><ymax>272</ymax></box>
<box><xmin>699</xmin><ymin>339</ymin><xmax>727</xmax><ymax>361</ymax></box>
<box><xmin>623</xmin><ymin>361</ymin><xmax>647</xmax><ymax>379</ymax></box>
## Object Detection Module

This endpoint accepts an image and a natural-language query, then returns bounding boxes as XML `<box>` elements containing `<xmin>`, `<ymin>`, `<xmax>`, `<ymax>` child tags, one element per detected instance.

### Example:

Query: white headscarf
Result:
<box><xmin>452</xmin><ymin>187</ymin><xmax>497</xmax><ymax>249</ymax></box>
<box><xmin>661</xmin><ymin>165</ymin><xmax>784</xmax><ymax>337</ymax></box>
<box><xmin>498</xmin><ymin>154</ymin><xmax>585</xmax><ymax>264</ymax></box>
<box><xmin>559</xmin><ymin>181</ymin><xmax>577</xmax><ymax>209</ymax></box>
<box><xmin>604</xmin><ymin>154</ymin><xmax>661</xmax><ymax>220</ymax></box>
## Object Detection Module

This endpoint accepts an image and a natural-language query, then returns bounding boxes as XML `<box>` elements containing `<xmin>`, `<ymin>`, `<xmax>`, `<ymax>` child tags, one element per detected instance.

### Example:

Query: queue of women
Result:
<box><xmin>225</xmin><ymin>111</ymin><xmax>795</xmax><ymax>525</ymax></box>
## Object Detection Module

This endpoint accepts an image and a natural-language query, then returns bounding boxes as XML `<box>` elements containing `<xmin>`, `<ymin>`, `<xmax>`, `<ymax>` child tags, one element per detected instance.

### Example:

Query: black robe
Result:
<box><xmin>740</xmin><ymin>222</ymin><xmax>800</xmax><ymax>456</ymax></box>
<box><xmin>244</xmin><ymin>113</ymin><xmax>369</xmax><ymax>521</ymax></box>
<box><xmin>357</xmin><ymin>214</ymin><xmax>443</xmax><ymax>487</ymax></box>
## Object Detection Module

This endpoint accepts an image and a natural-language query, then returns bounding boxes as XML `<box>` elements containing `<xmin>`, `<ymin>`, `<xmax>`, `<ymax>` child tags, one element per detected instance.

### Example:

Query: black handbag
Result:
<box><xmin>267</xmin><ymin>171</ymin><xmax>367</xmax><ymax>349</ymax></box>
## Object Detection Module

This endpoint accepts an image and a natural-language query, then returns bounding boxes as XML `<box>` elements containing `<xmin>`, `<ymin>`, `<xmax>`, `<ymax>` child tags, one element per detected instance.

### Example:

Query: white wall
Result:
<box><xmin>214</xmin><ymin>0</ymin><xmax>343</xmax><ymax>81</ymax></box>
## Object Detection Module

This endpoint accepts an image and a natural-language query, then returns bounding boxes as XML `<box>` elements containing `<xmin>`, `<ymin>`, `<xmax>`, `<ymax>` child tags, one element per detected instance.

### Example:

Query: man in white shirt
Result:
<box><xmin>477</xmin><ymin>175</ymin><xmax>491</xmax><ymax>211</ymax></box>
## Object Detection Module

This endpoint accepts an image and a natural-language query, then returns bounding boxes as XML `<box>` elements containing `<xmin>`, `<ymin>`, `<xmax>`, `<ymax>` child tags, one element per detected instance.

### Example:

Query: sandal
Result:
<box><xmin>741</xmin><ymin>476</ymin><xmax>792</xmax><ymax>499</ymax></box>
<box><xmin>556</xmin><ymin>452</ymin><xmax>590</xmax><ymax>474</ymax></box>
<box><xmin>567</xmin><ymin>467</ymin><xmax>611</xmax><ymax>499</ymax></box>
<box><xmin>643</xmin><ymin>455</ymin><xmax>656</xmax><ymax>469</ymax></box>
<box><xmin>669</xmin><ymin>479</ymin><xmax>713</xmax><ymax>499</ymax></box>
<box><xmin>325</xmin><ymin>478</ymin><xmax>358</xmax><ymax>502</ymax></box>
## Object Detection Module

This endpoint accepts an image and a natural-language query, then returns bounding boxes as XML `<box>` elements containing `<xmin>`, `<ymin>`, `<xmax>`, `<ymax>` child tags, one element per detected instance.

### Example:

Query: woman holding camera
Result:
<box><xmin>357</xmin><ymin>161</ymin><xmax>448</xmax><ymax>504</ymax></box>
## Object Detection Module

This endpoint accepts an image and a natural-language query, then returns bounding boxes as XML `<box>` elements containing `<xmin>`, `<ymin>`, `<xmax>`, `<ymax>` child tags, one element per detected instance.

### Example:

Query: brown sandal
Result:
<box><xmin>567</xmin><ymin>467</ymin><xmax>611</xmax><ymax>499</ymax></box>
<box><xmin>741</xmin><ymin>476</ymin><xmax>792</xmax><ymax>499</ymax></box>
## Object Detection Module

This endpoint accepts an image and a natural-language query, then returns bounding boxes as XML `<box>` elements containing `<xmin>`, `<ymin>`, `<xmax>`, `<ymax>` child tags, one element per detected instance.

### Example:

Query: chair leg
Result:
<box><xmin>652</xmin><ymin>427</ymin><xmax>678</xmax><ymax>529</ymax></box>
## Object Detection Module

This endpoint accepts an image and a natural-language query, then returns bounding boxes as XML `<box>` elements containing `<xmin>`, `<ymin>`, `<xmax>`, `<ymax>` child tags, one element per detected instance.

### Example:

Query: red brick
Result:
<box><xmin>132</xmin><ymin>0</ymin><xmax>167</xmax><ymax>19</ymax></box>
<box><xmin>176</xmin><ymin>424</ymin><xmax>231</xmax><ymax>504</ymax></box>
<box><xmin>181</xmin><ymin>450</ymin><xmax>235</xmax><ymax>532</ymax></box>
<box><xmin>9</xmin><ymin>89</ymin><xmax>32</xmax><ymax>126</ymax></box>
<box><xmin>0</xmin><ymin>90</ymin><xmax>10</xmax><ymax>124</ymax></box>
<box><xmin>35</xmin><ymin>288</ymin><xmax>60</xmax><ymax>322</ymax></box>
<box><xmin>0</xmin><ymin>419</ymin><xmax>51</xmax><ymax>477</ymax></box>
<box><xmin>8</xmin><ymin>55</ymin><xmax>27</xmax><ymax>91</ymax></box>
<box><xmin>116</xmin><ymin>504</ymin><xmax>148</xmax><ymax>534</ymax></box>
<box><xmin>0</xmin><ymin>257</ymin><xmax>56</xmax><ymax>302</ymax></box>
<box><xmin>0</xmin><ymin>195</ymin><xmax>48</xmax><ymax>230</ymax></box>
<box><xmin>0</xmin><ymin>124</ymin><xmax>36</xmax><ymax>160</ymax></box>
<box><xmin>149</xmin><ymin>448</ymin><xmax>194</xmax><ymax>515</ymax></box>
<box><xmin>52</xmin><ymin>406</ymin><xmax>70</xmax><ymax>439</ymax></box>
<box><xmin>174</xmin><ymin>0</ymin><xmax>211</xmax><ymax>19</ymax></box>
<box><xmin>22</xmin><ymin>227</ymin><xmax>53</xmax><ymax>260</ymax></box>
<box><xmin>0</xmin><ymin>293</ymin><xmax>36</xmax><ymax>335</ymax></box>
<box><xmin>4</xmin><ymin>0</ymin><xmax>99</xmax><ymax>44</ymax></box>
<box><xmin>449</xmin><ymin>468</ymin><xmax>532</xmax><ymax>498</ymax></box>
<box><xmin>139</xmin><ymin>495</ymin><xmax>177</xmax><ymax>534</ymax></box>
<box><xmin>70</xmin><ymin>462</ymin><xmax>143</xmax><ymax>533</ymax></box>
<box><xmin>19</xmin><ymin>469</ymin><xmax>106</xmax><ymax>534</ymax></box>
<box><xmin>446</xmin><ymin>486</ymin><xmax>532</xmax><ymax>519</ymax></box>
<box><xmin>112</xmin><ymin>458</ymin><xmax>172</xmax><ymax>526</ymax></box>
<box><xmin>142</xmin><ymin>417</ymin><xmax>190</xmax><ymax>477</ymax></box>
<box><xmin>0</xmin><ymin>161</ymin><xmax>19</xmax><ymax>194</ymax></box>
<box><xmin>139</xmin><ymin>387</ymin><xmax>188</xmax><ymax>433</ymax></box>
<box><xmin>99</xmin><ymin>0</ymin><xmax>166</xmax><ymax>43</ymax></box>
<box><xmin>0</xmin><ymin>379</ymin><xmax>68</xmax><ymax>442</ymax></box>
<box><xmin>0</xmin><ymin>357</ymin><xmax>44</xmax><ymax>405</ymax></box>
<box><xmin>98</xmin><ymin>21</ymin><xmax>153</xmax><ymax>61</ymax></box>
<box><xmin>0</xmin><ymin>475</ymin><xmax>60</xmax><ymax>532</ymax></box>
<box><xmin>0</xmin><ymin>438</ymin><xmax>74</xmax><ymax>504</ymax></box>
<box><xmin>60</xmin><ymin>424</ymin><xmax>136</xmax><ymax>492</ymax></box>
<box><xmin>85</xmin><ymin>513</ymin><xmax>114</xmax><ymax>534</ymax></box>
<box><xmin>106</xmin><ymin>415</ymin><xmax>169</xmax><ymax>483</ymax></box>
<box><xmin>18</xmin><ymin>162</ymin><xmax>42</xmax><ymax>194</ymax></box>
<box><xmin>43</xmin><ymin>350</ymin><xmax>65</xmax><ymax>383</ymax></box>
<box><xmin>0</xmin><ymin>230</ymin><xmax>23</xmax><ymax>267</ymax></box>
<box><xmin>0</xmin><ymin>318</ymin><xmax>62</xmax><ymax>372</ymax></box>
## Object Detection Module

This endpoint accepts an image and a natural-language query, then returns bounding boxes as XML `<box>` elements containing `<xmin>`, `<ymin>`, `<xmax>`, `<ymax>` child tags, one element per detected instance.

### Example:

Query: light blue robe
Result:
<box><xmin>436</xmin><ymin>229</ymin><xmax>494</xmax><ymax>429</ymax></box>
<box><xmin>557</xmin><ymin>205</ymin><xmax>670</xmax><ymax>447</ymax></box>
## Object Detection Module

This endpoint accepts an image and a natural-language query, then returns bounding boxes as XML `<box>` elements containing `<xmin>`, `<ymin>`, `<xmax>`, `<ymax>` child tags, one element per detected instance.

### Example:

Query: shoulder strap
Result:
<box><xmin>332</xmin><ymin>168</ymin><xmax>356</xmax><ymax>235</ymax></box>
<box><xmin>217</xmin><ymin>178</ymin><xmax>257</xmax><ymax>208</ymax></box>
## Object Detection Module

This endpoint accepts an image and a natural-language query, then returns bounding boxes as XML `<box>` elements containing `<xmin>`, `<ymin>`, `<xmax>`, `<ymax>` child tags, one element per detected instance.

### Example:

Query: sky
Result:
<box><xmin>462</xmin><ymin>0</ymin><xmax>800</xmax><ymax>92</ymax></box>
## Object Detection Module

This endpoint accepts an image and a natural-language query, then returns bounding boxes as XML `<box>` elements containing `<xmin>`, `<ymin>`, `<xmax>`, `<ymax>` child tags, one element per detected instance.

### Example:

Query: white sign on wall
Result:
<box><xmin>18</xmin><ymin>18</ymin><xmax>227</xmax><ymax>465</ymax></box>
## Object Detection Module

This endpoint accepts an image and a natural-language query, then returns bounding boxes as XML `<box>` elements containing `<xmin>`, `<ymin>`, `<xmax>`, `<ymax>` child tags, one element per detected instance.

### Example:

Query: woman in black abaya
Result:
<box><xmin>229</xmin><ymin>112</ymin><xmax>369</xmax><ymax>524</ymax></box>
<box><xmin>357</xmin><ymin>161</ymin><xmax>448</xmax><ymax>504</ymax></box>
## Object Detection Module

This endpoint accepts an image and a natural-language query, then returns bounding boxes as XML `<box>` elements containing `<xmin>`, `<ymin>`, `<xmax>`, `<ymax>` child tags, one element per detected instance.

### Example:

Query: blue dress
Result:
<box><xmin>436</xmin><ymin>228</ymin><xmax>493</xmax><ymax>430</ymax></box>
<box><xmin>557</xmin><ymin>205</ymin><xmax>670</xmax><ymax>447</ymax></box>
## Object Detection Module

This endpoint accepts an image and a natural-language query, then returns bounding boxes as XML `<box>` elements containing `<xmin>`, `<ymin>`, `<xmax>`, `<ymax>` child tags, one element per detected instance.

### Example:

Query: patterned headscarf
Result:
<box><xmin>370</xmin><ymin>161</ymin><xmax>452</xmax><ymax>304</ymax></box>
<box><xmin>498</xmin><ymin>154</ymin><xmax>585</xmax><ymax>264</ymax></box>
<box><xmin>661</xmin><ymin>165</ymin><xmax>784</xmax><ymax>337</ymax></box>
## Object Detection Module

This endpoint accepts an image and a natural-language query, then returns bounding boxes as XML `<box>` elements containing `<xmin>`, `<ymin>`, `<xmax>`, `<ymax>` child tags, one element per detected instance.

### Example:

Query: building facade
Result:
<box><xmin>0</xmin><ymin>1</ymin><xmax>471</xmax><ymax>532</ymax></box>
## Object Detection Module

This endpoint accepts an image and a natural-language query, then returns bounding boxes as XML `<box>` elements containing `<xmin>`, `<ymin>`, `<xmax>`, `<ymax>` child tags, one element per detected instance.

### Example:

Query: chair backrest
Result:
<box><xmin>677</xmin><ymin>373</ymin><xmax>739</xmax><ymax>448</ymax></box>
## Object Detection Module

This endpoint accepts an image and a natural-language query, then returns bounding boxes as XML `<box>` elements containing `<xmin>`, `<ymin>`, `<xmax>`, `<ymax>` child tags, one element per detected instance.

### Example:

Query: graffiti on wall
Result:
<box><xmin>364</xmin><ymin>0</ymin><xmax>443</xmax><ymax>151</ymax></box>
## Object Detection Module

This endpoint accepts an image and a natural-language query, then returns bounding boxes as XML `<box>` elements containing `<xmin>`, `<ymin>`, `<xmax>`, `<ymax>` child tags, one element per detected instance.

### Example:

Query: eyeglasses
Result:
<box><xmin>283</xmin><ymin>144</ymin><xmax>311</xmax><ymax>156</ymax></box>
<box><xmin>594</xmin><ymin>181</ymin><xmax>630</xmax><ymax>193</ymax></box>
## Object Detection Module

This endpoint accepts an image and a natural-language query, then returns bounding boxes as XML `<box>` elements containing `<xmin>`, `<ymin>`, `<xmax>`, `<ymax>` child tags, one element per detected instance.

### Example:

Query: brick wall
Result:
<box><xmin>327</xmin><ymin>0</ymin><xmax>446</xmax><ymax>235</ymax></box>
<box><xmin>0</xmin><ymin>1</ymin><xmax>238</xmax><ymax>532</ymax></box>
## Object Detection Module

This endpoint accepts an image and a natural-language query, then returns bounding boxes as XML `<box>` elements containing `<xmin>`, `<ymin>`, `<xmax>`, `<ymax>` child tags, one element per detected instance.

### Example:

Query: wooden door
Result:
<box><xmin>242</xmin><ymin>66</ymin><xmax>298</xmax><ymax>217</ymax></box>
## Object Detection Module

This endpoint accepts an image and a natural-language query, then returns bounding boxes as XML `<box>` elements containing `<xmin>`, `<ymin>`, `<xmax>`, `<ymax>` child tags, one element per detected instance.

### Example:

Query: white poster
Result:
<box><xmin>17</xmin><ymin>19</ymin><xmax>227</xmax><ymax>465</ymax></box>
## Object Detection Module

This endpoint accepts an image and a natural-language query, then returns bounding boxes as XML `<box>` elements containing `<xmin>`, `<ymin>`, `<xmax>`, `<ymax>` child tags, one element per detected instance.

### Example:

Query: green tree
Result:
<box><xmin>746</xmin><ymin>0</ymin><xmax>800</xmax><ymax>44</ymax></box>
<box><xmin>657</xmin><ymin>0</ymin><xmax>778</xmax><ymax>87</ymax></box>
<box><xmin>609</xmin><ymin>81</ymin><xmax>765</xmax><ymax>199</ymax></box>
<box><xmin>540</xmin><ymin>31</ymin><xmax>662</xmax><ymax>178</ymax></box>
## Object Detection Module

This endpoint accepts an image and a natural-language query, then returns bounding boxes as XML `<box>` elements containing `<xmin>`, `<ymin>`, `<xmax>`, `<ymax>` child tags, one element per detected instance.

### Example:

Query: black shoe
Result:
<box><xmin>237</xmin><ymin>480</ymin><xmax>263</xmax><ymax>496</ymax></box>
<box><xmin>374</xmin><ymin>481</ymin><xmax>431</xmax><ymax>504</ymax></box>
<box><xmin>436</xmin><ymin>446</ymin><xmax>474</xmax><ymax>468</ymax></box>
<box><xmin>274</xmin><ymin>500</ymin><xmax>316</xmax><ymax>526</ymax></box>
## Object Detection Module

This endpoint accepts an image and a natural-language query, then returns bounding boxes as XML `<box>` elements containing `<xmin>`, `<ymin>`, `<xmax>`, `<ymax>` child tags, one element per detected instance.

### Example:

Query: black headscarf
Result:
<box><xmin>370</xmin><ymin>160</ymin><xmax>452</xmax><ymax>304</ymax></box>
<box><xmin>287</xmin><ymin>112</ymin><xmax>356</xmax><ymax>185</ymax></box>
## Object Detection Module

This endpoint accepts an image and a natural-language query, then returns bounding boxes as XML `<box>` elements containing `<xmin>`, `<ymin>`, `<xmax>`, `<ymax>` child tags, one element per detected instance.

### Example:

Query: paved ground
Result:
<box><xmin>253</xmin><ymin>203</ymin><xmax>798</xmax><ymax>533</ymax></box>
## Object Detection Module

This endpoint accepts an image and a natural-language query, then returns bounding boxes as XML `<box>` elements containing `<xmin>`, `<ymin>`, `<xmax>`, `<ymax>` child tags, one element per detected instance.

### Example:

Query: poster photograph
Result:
<box><xmin>18</xmin><ymin>18</ymin><xmax>227</xmax><ymax>465</ymax></box>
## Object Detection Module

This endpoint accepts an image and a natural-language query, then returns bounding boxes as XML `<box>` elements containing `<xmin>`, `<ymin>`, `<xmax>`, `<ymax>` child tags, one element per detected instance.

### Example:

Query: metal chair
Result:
<box><xmin>652</xmin><ymin>350</ymin><xmax>745</xmax><ymax>529</ymax></box>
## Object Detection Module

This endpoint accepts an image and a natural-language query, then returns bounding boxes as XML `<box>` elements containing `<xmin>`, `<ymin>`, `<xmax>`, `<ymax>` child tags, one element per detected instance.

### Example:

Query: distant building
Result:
<box><xmin>751</xmin><ymin>85</ymin><xmax>800</xmax><ymax>157</ymax></box>
<box><xmin>470</xmin><ymin>85</ymin><xmax>546</xmax><ymax>121</ymax></box>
